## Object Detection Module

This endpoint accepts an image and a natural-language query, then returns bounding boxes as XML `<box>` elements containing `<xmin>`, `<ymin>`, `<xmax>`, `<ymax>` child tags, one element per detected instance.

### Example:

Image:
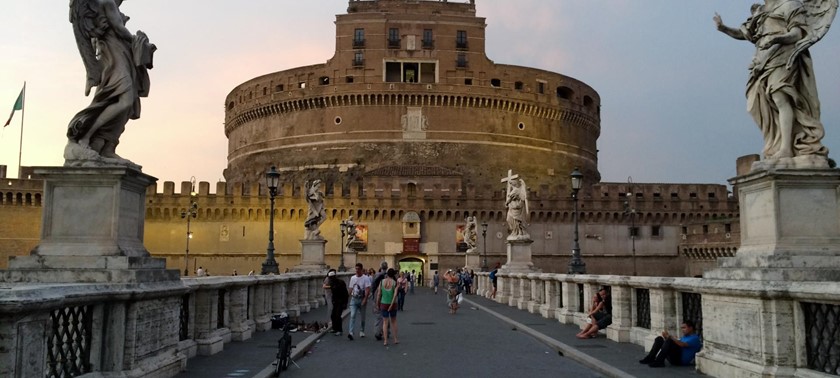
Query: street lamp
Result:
<box><xmin>568</xmin><ymin>167</ymin><xmax>586</xmax><ymax>274</ymax></box>
<box><xmin>261</xmin><ymin>166</ymin><xmax>281</xmax><ymax>275</ymax></box>
<box><xmin>481</xmin><ymin>222</ymin><xmax>488</xmax><ymax>271</ymax></box>
<box><xmin>338</xmin><ymin>219</ymin><xmax>347</xmax><ymax>272</ymax></box>
<box><xmin>624</xmin><ymin>176</ymin><xmax>637</xmax><ymax>276</ymax></box>
<box><xmin>180</xmin><ymin>176</ymin><xmax>198</xmax><ymax>276</ymax></box>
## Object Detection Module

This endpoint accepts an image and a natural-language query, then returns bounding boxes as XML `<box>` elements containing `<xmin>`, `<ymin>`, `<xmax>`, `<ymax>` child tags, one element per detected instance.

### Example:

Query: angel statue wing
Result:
<box><xmin>788</xmin><ymin>0</ymin><xmax>839</xmax><ymax>68</ymax></box>
<box><xmin>70</xmin><ymin>0</ymin><xmax>105</xmax><ymax>96</ymax></box>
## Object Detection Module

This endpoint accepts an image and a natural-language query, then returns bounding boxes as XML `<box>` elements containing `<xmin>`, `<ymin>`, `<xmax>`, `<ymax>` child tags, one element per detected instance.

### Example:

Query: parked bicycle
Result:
<box><xmin>272</xmin><ymin>313</ymin><xmax>295</xmax><ymax>377</ymax></box>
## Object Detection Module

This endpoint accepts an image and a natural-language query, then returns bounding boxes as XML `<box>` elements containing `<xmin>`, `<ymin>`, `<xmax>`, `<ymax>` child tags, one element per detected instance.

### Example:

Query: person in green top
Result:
<box><xmin>376</xmin><ymin>268</ymin><xmax>399</xmax><ymax>346</ymax></box>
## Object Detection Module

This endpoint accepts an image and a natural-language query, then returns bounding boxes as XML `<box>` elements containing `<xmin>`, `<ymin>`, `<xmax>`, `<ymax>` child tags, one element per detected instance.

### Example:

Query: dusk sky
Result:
<box><xmin>2</xmin><ymin>1</ymin><xmax>839</xmax><ymax>187</ymax></box>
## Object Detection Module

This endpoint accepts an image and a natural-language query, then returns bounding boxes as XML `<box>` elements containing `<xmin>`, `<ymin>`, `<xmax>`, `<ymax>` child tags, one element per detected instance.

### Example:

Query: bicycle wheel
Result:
<box><xmin>279</xmin><ymin>335</ymin><xmax>292</xmax><ymax>371</ymax></box>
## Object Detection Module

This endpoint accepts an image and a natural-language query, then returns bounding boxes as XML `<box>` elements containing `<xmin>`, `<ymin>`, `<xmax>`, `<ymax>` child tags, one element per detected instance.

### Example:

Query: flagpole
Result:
<box><xmin>17</xmin><ymin>81</ymin><xmax>25</xmax><ymax>179</ymax></box>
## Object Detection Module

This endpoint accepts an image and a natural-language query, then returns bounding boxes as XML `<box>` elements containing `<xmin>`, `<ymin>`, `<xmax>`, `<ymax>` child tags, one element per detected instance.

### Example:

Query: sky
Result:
<box><xmin>1</xmin><ymin>1</ymin><xmax>839</xmax><ymax>187</ymax></box>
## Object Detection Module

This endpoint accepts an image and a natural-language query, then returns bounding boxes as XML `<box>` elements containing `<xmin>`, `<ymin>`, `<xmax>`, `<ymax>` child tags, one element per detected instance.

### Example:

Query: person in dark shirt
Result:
<box><xmin>577</xmin><ymin>286</ymin><xmax>612</xmax><ymax>339</ymax></box>
<box><xmin>328</xmin><ymin>271</ymin><xmax>348</xmax><ymax>336</ymax></box>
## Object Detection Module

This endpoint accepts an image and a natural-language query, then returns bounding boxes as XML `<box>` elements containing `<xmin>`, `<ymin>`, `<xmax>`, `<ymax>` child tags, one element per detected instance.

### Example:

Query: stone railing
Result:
<box><xmin>0</xmin><ymin>272</ymin><xmax>334</xmax><ymax>378</ymax></box>
<box><xmin>474</xmin><ymin>273</ymin><xmax>840</xmax><ymax>377</ymax></box>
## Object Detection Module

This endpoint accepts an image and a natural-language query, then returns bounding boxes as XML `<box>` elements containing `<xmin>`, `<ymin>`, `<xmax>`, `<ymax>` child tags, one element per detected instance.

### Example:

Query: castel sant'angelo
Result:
<box><xmin>1</xmin><ymin>0</ymin><xmax>739</xmax><ymax>277</ymax></box>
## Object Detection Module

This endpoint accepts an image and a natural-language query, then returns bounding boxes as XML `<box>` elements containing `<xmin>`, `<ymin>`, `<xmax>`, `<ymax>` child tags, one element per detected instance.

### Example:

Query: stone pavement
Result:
<box><xmin>176</xmin><ymin>288</ymin><xmax>704</xmax><ymax>378</ymax></box>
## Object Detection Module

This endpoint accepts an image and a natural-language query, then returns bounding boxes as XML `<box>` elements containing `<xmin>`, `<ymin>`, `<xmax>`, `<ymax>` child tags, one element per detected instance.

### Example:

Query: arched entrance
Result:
<box><xmin>398</xmin><ymin>256</ymin><xmax>425</xmax><ymax>287</ymax></box>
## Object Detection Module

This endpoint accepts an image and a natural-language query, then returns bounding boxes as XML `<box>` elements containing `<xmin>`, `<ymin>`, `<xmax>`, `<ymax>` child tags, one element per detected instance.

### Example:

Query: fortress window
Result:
<box><xmin>422</xmin><ymin>29</ymin><xmax>434</xmax><ymax>49</ymax></box>
<box><xmin>319</xmin><ymin>76</ymin><xmax>330</xmax><ymax>85</ymax></box>
<box><xmin>386</xmin><ymin>61</ymin><xmax>437</xmax><ymax>83</ymax></box>
<box><xmin>671</xmin><ymin>192</ymin><xmax>679</xmax><ymax>199</ymax></box>
<box><xmin>354</xmin><ymin>28</ymin><xmax>365</xmax><ymax>48</ymax></box>
<box><xmin>690</xmin><ymin>192</ymin><xmax>698</xmax><ymax>199</ymax></box>
<box><xmin>456</xmin><ymin>54</ymin><xmax>468</xmax><ymax>68</ymax></box>
<box><xmin>583</xmin><ymin>95</ymin><xmax>594</xmax><ymax>108</ymax></box>
<box><xmin>275</xmin><ymin>84</ymin><xmax>284</xmax><ymax>92</ymax></box>
<box><xmin>456</xmin><ymin>30</ymin><xmax>468</xmax><ymax>49</ymax></box>
<box><xmin>651</xmin><ymin>225</ymin><xmax>662</xmax><ymax>237</ymax></box>
<box><xmin>298</xmin><ymin>82</ymin><xmax>306</xmax><ymax>89</ymax></box>
<box><xmin>388</xmin><ymin>28</ymin><xmax>401</xmax><ymax>49</ymax></box>
<box><xmin>557</xmin><ymin>86</ymin><xmax>573</xmax><ymax>99</ymax></box>
<box><xmin>708</xmin><ymin>192</ymin><xmax>716</xmax><ymax>199</ymax></box>
<box><xmin>490</xmin><ymin>78</ymin><xmax>501</xmax><ymax>87</ymax></box>
<box><xmin>702</xmin><ymin>225</ymin><xmax>709</xmax><ymax>234</ymax></box>
<box><xmin>724</xmin><ymin>223</ymin><xmax>732</xmax><ymax>233</ymax></box>
<box><xmin>537</xmin><ymin>81</ymin><xmax>546</xmax><ymax>94</ymax></box>
<box><xmin>353</xmin><ymin>51</ymin><xmax>365</xmax><ymax>67</ymax></box>
<box><xmin>263</xmin><ymin>87</ymin><xmax>267</xmax><ymax>95</ymax></box>
<box><xmin>514</xmin><ymin>81</ymin><xmax>524</xmax><ymax>90</ymax></box>
<box><xmin>629</xmin><ymin>226</ymin><xmax>640</xmax><ymax>238</ymax></box>
<box><xmin>227</xmin><ymin>101</ymin><xmax>234</xmax><ymax>111</ymax></box>
<box><xmin>345</xmin><ymin>76</ymin><xmax>354</xmax><ymax>83</ymax></box>
<box><xmin>464</xmin><ymin>78</ymin><xmax>473</xmax><ymax>85</ymax></box>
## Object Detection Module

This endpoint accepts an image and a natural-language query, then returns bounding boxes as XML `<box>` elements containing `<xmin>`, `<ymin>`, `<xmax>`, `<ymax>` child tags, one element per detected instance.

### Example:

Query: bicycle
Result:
<box><xmin>272</xmin><ymin>314</ymin><xmax>296</xmax><ymax>377</ymax></box>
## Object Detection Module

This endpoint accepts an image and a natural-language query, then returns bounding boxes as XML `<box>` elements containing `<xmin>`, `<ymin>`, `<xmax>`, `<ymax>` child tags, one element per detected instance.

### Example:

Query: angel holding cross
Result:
<box><xmin>502</xmin><ymin>170</ymin><xmax>530</xmax><ymax>240</ymax></box>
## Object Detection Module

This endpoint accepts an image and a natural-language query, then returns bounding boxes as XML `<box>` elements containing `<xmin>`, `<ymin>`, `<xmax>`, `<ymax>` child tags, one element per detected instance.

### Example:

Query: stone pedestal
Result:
<box><xmin>464</xmin><ymin>251</ymin><xmax>481</xmax><ymax>271</ymax></box>
<box><xmin>292</xmin><ymin>239</ymin><xmax>328</xmax><ymax>272</ymax></box>
<box><xmin>3</xmin><ymin>166</ymin><xmax>179</xmax><ymax>283</ymax></box>
<box><xmin>705</xmin><ymin>169</ymin><xmax>840</xmax><ymax>281</ymax></box>
<box><xmin>697</xmin><ymin>168</ymin><xmax>840</xmax><ymax>378</ymax></box>
<box><xmin>500</xmin><ymin>238</ymin><xmax>541</xmax><ymax>273</ymax></box>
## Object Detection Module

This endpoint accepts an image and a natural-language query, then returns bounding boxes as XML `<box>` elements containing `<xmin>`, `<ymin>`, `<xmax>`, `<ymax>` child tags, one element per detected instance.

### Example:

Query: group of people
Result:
<box><xmin>575</xmin><ymin>286</ymin><xmax>702</xmax><ymax>368</ymax></box>
<box><xmin>323</xmin><ymin>264</ymin><xmax>701</xmax><ymax>368</ymax></box>
<box><xmin>323</xmin><ymin>262</ymin><xmax>400</xmax><ymax>346</ymax></box>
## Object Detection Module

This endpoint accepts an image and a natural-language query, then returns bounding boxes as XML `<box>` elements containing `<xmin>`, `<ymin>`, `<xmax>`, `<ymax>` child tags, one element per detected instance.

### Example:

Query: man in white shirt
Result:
<box><xmin>347</xmin><ymin>263</ymin><xmax>371</xmax><ymax>340</ymax></box>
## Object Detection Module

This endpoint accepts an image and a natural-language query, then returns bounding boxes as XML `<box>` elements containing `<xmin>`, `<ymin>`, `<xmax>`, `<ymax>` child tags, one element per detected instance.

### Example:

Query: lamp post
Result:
<box><xmin>624</xmin><ymin>176</ymin><xmax>637</xmax><ymax>276</ymax></box>
<box><xmin>338</xmin><ymin>220</ymin><xmax>347</xmax><ymax>272</ymax></box>
<box><xmin>568</xmin><ymin>167</ymin><xmax>586</xmax><ymax>274</ymax></box>
<box><xmin>481</xmin><ymin>222</ymin><xmax>488</xmax><ymax>271</ymax></box>
<box><xmin>180</xmin><ymin>176</ymin><xmax>198</xmax><ymax>276</ymax></box>
<box><xmin>261</xmin><ymin>166</ymin><xmax>280</xmax><ymax>275</ymax></box>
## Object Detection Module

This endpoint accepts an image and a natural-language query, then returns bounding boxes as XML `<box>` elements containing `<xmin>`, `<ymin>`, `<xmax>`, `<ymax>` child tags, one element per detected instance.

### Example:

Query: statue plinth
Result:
<box><xmin>705</xmin><ymin>168</ymin><xmax>840</xmax><ymax>281</ymax></box>
<box><xmin>292</xmin><ymin>239</ymin><xmax>328</xmax><ymax>272</ymax></box>
<box><xmin>3</xmin><ymin>166</ymin><xmax>180</xmax><ymax>283</ymax></box>
<box><xmin>500</xmin><ymin>238</ymin><xmax>541</xmax><ymax>273</ymax></box>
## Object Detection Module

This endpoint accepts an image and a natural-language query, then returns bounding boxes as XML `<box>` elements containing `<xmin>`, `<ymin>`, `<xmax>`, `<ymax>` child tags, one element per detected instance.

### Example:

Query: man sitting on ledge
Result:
<box><xmin>639</xmin><ymin>320</ymin><xmax>702</xmax><ymax>368</ymax></box>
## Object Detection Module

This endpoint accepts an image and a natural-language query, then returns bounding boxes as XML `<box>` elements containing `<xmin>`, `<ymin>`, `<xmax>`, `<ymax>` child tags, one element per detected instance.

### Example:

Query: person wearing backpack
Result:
<box><xmin>347</xmin><ymin>263</ymin><xmax>371</xmax><ymax>340</ymax></box>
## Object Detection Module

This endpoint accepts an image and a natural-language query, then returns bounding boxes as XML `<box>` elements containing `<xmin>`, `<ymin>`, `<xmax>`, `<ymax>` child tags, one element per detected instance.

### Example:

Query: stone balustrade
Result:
<box><xmin>0</xmin><ymin>271</ymin><xmax>336</xmax><ymax>378</ymax></box>
<box><xmin>474</xmin><ymin>272</ymin><xmax>840</xmax><ymax>377</ymax></box>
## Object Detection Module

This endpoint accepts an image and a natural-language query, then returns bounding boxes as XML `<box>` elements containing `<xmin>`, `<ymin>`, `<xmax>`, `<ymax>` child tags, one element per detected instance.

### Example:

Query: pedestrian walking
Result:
<box><xmin>323</xmin><ymin>269</ymin><xmax>335</xmax><ymax>327</ymax></box>
<box><xmin>396</xmin><ymin>271</ymin><xmax>408</xmax><ymax>310</ymax></box>
<box><xmin>409</xmin><ymin>269</ymin><xmax>416</xmax><ymax>294</ymax></box>
<box><xmin>347</xmin><ymin>263</ymin><xmax>371</xmax><ymax>340</ymax></box>
<box><xmin>370</xmin><ymin>261</ymin><xmax>388</xmax><ymax>341</ymax></box>
<box><xmin>433</xmin><ymin>270</ymin><xmax>439</xmax><ymax>294</ymax></box>
<box><xmin>444</xmin><ymin>269</ymin><xmax>460</xmax><ymax>314</ymax></box>
<box><xmin>376</xmin><ymin>268</ymin><xmax>399</xmax><ymax>346</ymax></box>
<box><xmin>327</xmin><ymin>270</ymin><xmax>348</xmax><ymax>336</ymax></box>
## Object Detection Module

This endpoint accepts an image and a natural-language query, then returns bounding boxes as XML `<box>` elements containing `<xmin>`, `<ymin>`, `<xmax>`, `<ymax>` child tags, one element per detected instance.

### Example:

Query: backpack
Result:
<box><xmin>489</xmin><ymin>270</ymin><xmax>497</xmax><ymax>280</ymax></box>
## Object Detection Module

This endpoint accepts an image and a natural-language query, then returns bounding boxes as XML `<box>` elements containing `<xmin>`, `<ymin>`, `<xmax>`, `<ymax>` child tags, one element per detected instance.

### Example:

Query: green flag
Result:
<box><xmin>4</xmin><ymin>86</ymin><xmax>24</xmax><ymax>127</ymax></box>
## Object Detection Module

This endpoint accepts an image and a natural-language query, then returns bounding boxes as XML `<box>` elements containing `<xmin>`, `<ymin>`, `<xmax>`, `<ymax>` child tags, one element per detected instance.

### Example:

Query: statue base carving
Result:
<box><xmin>705</xmin><ymin>168</ymin><xmax>840</xmax><ymax>281</ymax></box>
<box><xmin>1</xmin><ymin>166</ymin><xmax>179</xmax><ymax>283</ymax></box>
<box><xmin>64</xmin><ymin>141</ymin><xmax>142</xmax><ymax>171</ymax></box>
<box><xmin>292</xmin><ymin>239</ymin><xmax>328</xmax><ymax>272</ymax></box>
<box><xmin>750</xmin><ymin>154</ymin><xmax>830</xmax><ymax>173</ymax></box>
<box><xmin>500</xmin><ymin>238</ymin><xmax>541</xmax><ymax>273</ymax></box>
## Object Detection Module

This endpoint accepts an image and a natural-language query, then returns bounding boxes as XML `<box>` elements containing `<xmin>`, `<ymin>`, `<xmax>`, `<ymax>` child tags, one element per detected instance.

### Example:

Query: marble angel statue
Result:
<box><xmin>463</xmin><ymin>216</ymin><xmax>478</xmax><ymax>252</ymax></box>
<box><xmin>66</xmin><ymin>0</ymin><xmax>156</xmax><ymax>167</ymax></box>
<box><xmin>714</xmin><ymin>0</ymin><xmax>838</xmax><ymax>169</ymax></box>
<box><xmin>505</xmin><ymin>177</ymin><xmax>530</xmax><ymax>240</ymax></box>
<box><xmin>304</xmin><ymin>179</ymin><xmax>326</xmax><ymax>239</ymax></box>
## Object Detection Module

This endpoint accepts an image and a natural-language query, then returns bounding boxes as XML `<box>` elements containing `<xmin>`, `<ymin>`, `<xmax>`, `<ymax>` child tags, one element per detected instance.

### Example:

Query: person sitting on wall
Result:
<box><xmin>639</xmin><ymin>320</ymin><xmax>703</xmax><ymax>368</ymax></box>
<box><xmin>576</xmin><ymin>286</ymin><xmax>611</xmax><ymax>339</ymax></box>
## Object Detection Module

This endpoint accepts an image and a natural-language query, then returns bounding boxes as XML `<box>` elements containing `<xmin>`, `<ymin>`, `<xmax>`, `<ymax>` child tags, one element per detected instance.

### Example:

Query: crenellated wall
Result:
<box><xmin>1</xmin><ymin>176</ymin><xmax>738</xmax><ymax>275</ymax></box>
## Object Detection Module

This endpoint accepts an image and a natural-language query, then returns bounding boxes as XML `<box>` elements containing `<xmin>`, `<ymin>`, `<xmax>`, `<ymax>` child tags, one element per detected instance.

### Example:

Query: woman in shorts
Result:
<box><xmin>376</xmin><ymin>268</ymin><xmax>399</xmax><ymax>345</ymax></box>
